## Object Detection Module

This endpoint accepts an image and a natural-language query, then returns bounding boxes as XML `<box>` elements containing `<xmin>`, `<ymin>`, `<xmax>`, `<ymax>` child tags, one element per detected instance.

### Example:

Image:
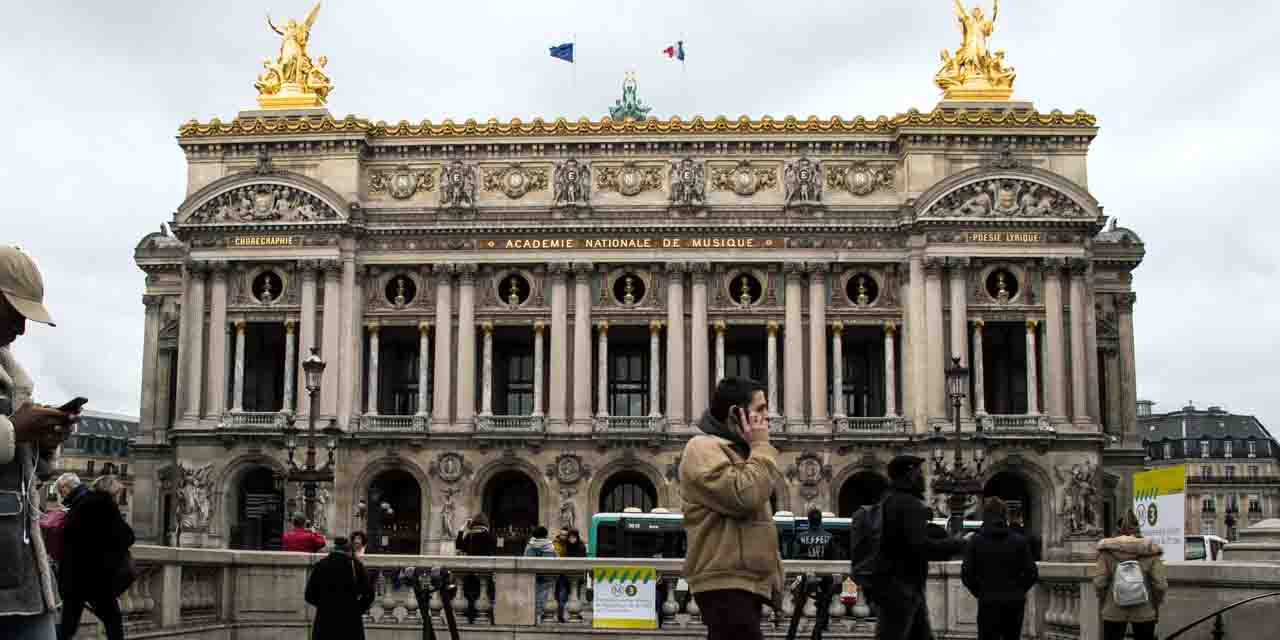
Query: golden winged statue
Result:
<box><xmin>934</xmin><ymin>0</ymin><xmax>1016</xmax><ymax>101</ymax></box>
<box><xmin>254</xmin><ymin>2</ymin><xmax>333</xmax><ymax>109</ymax></box>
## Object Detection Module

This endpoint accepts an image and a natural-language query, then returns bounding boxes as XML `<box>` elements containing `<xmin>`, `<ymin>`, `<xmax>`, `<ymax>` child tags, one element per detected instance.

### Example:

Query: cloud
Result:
<box><xmin>3</xmin><ymin>0</ymin><xmax>1279</xmax><ymax>428</ymax></box>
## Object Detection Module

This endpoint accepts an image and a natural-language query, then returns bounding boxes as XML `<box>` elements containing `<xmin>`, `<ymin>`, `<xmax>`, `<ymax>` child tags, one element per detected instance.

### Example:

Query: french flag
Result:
<box><xmin>662</xmin><ymin>40</ymin><xmax>685</xmax><ymax>61</ymax></box>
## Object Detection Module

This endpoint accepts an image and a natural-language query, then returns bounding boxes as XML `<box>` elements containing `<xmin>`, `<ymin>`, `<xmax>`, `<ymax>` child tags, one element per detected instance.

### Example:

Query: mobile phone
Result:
<box><xmin>58</xmin><ymin>397</ymin><xmax>89</xmax><ymax>413</ymax></box>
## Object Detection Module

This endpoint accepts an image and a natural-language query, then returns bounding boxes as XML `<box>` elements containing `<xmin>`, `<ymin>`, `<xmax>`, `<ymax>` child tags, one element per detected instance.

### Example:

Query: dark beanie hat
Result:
<box><xmin>888</xmin><ymin>455</ymin><xmax>926</xmax><ymax>480</ymax></box>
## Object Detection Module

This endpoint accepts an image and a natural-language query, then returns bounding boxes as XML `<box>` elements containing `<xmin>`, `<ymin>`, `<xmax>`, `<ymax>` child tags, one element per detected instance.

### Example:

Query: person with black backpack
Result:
<box><xmin>864</xmin><ymin>455</ymin><xmax>967</xmax><ymax>640</ymax></box>
<box><xmin>961</xmin><ymin>497</ymin><xmax>1039</xmax><ymax>640</ymax></box>
<box><xmin>1092</xmin><ymin>508</ymin><xmax>1168</xmax><ymax>640</ymax></box>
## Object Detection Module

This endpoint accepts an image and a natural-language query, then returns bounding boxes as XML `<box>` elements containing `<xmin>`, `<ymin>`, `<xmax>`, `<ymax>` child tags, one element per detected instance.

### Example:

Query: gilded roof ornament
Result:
<box><xmin>934</xmin><ymin>0</ymin><xmax>1016</xmax><ymax>101</ymax></box>
<box><xmin>608</xmin><ymin>72</ymin><xmax>652</xmax><ymax>121</ymax></box>
<box><xmin>254</xmin><ymin>2</ymin><xmax>333</xmax><ymax>109</ymax></box>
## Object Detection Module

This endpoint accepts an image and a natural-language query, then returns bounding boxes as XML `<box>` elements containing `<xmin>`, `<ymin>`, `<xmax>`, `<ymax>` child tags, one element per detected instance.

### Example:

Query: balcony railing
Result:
<box><xmin>833</xmin><ymin>415</ymin><xmax>908</xmax><ymax>434</ymax></box>
<box><xmin>1192</xmin><ymin>476</ymin><xmax>1280</xmax><ymax>485</ymax></box>
<box><xmin>218</xmin><ymin>411</ymin><xmax>288</xmax><ymax>430</ymax></box>
<box><xmin>359</xmin><ymin>414</ymin><xmax>428</xmax><ymax>432</ymax></box>
<box><xmin>981</xmin><ymin>414</ymin><xmax>1052</xmax><ymax>432</ymax></box>
<box><xmin>475</xmin><ymin>415</ymin><xmax>546</xmax><ymax>432</ymax></box>
<box><xmin>593</xmin><ymin>415</ymin><xmax>666</xmax><ymax>433</ymax></box>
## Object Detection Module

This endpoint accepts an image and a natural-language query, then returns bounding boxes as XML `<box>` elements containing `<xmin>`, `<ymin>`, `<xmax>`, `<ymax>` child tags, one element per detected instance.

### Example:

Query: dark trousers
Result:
<box><xmin>977</xmin><ymin>600</ymin><xmax>1026</xmax><ymax>640</ymax></box>
<box><xmin>58</xmin><ymin>594</ymin><xmax>123</xmax><ymax>640</ymax></box>
<box><xmin>1103</xmin><ymin>620</ymin><xmax>1156</xmax><ymax>640</ymax></box>
<box><xmin>874</xmin><ymin>592</ymin><xmax>932</xmax><ymax>640</ymax></box>
<box><xmin>695</xmin><ymin>589</ymin><xmax>765</xmax><ymax>640</ymax></box>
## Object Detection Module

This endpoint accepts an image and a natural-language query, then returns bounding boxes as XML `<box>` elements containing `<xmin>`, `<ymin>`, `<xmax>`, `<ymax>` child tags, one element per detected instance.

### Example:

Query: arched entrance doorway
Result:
<box><xmin>599</xmin><ymin>471</ymin><xmax>658</xmax><ymax>514</ymax></box>
<box><xmin>483</xmin><ymin>470</ymin><xmax>539</xmax><ymax>556</ymax></box>
<box><xmin>837</xmin><ymin>471</ymin><xmax>889</xmax><ymax>517</ymax></box>
<box><xmin>985</xmin><ymin>471</ymin><xmax>1036</xmax><ymax>539</ymax></box>
<box><xmin>231</xmin><ymin>467</ymin><xmax>284</xmax><ymax>550</ymax></box>
<box><xmin>367</xmin><ymin>469</ymin><xmax>422</xmax><ymax>555</ymax></box>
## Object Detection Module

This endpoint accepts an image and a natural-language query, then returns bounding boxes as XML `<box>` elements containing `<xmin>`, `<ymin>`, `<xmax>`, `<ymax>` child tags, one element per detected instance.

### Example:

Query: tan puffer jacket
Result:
<box><xmin>1092</xmin><ymin>535</ymin><xmax>1169</xmax><ymax>622</ymax></box>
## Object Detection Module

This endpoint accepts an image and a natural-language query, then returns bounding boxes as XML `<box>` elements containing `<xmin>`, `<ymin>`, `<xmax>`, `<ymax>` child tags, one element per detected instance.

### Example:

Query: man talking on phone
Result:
<box><xmin>680</xmin><ymin>376</ymin><xmax>783</xmax><ymax>640</ymax></box>
<box><xmin>0</xmin><ymin>246</ymin><xmax>77</xmax><ymax>640</ymax></box>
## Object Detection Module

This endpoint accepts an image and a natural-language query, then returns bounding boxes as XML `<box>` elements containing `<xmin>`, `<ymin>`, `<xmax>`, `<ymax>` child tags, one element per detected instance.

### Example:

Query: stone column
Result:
<box><xmin>297</xmin><ymin>261</ymin><xmax>317</xmax><ymax>420</ymax></box>
<box><xmin>1068</xmin><ymin>259</ymin><xmax>1089</xmax><ymax>424</ymax></box>
<box><xmin>1042</xmin><ymin>258</ymin><xmax>1068</xmax><ymax>421</ymax></box>
<box><xmin>783</xmin><ymin>262</ymin><xmax>805</xmax><ymax>428</ymax></box>
<box><xmin>206</xmin><ymin>264</ymin><xmax>229</xmax><ymax>418</ymax></box>
<box><xmin>173</xmin><ymin>269</ymin><xmax>190</xmax><ymax>423</ymax></box>
<box><xmin>1104</xmin><ymin>348</ymin><xmax>1122</xmax><ymax>434</ymax></box>
<box><xmin>365</xmin><ymin>324</ymin><xmax>379</xmax><ymax>415</ymax></box>
<box><xmin>831</xmin><ymin>322</ymin><xmax>845</xmax><ymax>418</ymax></box>
<box><xmin>533</xmin><ymin>322</ymin><xmax>546</xmax><ymax>417</ymax></box>
<box><xmin>337</xmin><ymin>257</ymin><xmax>358</xmax><ymax>428</ymax></box>
<box><xmin>1117</xmin><ymin>293</ymin><xmax>1139</xmax><ymax>440</ymax></box>
<box><xmin>480</xmin><ymin>322</ymin><xmax>494</xmax><ymax>417</ymax></box>
<box><xmin>432</xmin><ymin>265</ymin><xmax>453</xmax><ymax>426</ymax></box>
<box><xmin>282</xmin><ymin>320</ymin><xmax>296</xmax><ymax>412</ymax></box>
<box><xmin>808</xmin><ymin>264</ymin><xmax>829</xmax><ymax>430</ymax></box>
<box><xmin>766</xmin><ymin>321</ymin><xmax>780</xmax><ymax>420</ymax></box>
<box><xmin>908</xmin><ymin>256</ymin><xmax>927</xmax><ymax>431</ymax></box>
<box><xmin>689</xmin><ymin>263</ymin><xmax>710</xmax><ymax>420</ymax></box>
<box><xmin>649</xmin><ymin>320</ymin><xmax>663</xmax><ymax>418</ymax></box>
<box><xmin>1025</xmin><ymin>320</ymin><xmax>1041</xmax><ymax>415</ymax></box>
<box><xmin>139</xmin><ymin>295</ymin><xmax>163</xmax><ymax>433</ymax></box>
<box><xmin>183</xmin><ymin>263</ymin><xmax>207</xmax><ymax>421</ymax></box>
<box><xmin>320</xmin><ymin>261</ymin><xmax>342</xmax><ymax>418</ymax></box>
<box><xmin>417</xmin><ymin>322</ymin><xmax>431</xmax><ymax>418</ymax></box>
<box><xmin>548</xmin><ymin>263</ymin><xmax>570</xmax><ymax>426</ymax></box>
<box><xmin>898</xmin><ymin>261</ymin><xmax>914</xmax><ymax>422</ymax></box>
<box><xmin>714</xmin><ymin>321</ymin><xmax>726</xmax><ymax>383</ymax></box>
<box><xmin>665</xmin><ymin>264</ymin><xmax>686</xmax><ymax>428</ymax></box>
<box><xmin>884</xmin><ymin>323</ymin><xmax>898</xmax><ymax>417</ymax></box>
<box><xmin>924</xmin><ymin>258</ymin><xmax>946</xmax><ymax>422</ymax></box>
<box><xmin>972</xmin><ymin>320</ymin><xmax>986</xmax><ymax>416</ymax></box>
<box><xmin>456</xmin><ymin>265</ymin><xmax>477</xmax><ymax>426</ymax></box>
<box><xmin>572</xmin><ymin>264</ymin><xmax>593</xmax><ymax>426</ymax></box>
<box><xmin>231</xmin><ymin>320</ymin><xmax>246</xmax><ymax>412</ymax></box>
<box><xmin>948</xmin><ymin>259</ymin><xmax>969</xmax><ymax>416</ymax></box>
<box><xmin>596</xmin><ymin>322</ymin><xmax>610</xmax><ymax>419</ymax></box>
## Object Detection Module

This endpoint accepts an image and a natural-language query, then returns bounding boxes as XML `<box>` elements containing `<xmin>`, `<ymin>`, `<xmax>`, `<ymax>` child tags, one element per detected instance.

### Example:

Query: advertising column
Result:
<box><xmin>1133</xmin><ymin>465</ymin><xmax>1185</xmax><ymax>561</ymax></box>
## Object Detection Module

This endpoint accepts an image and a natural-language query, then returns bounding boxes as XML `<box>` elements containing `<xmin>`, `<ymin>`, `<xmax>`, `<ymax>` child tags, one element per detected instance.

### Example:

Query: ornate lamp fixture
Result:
<box><xmin>929</xmin><ymin>357</ymin><xmax>989</xmax><ymax>534</ymax></box>
<box><xmin>283</xmin><ymin>348</ymin><xmax>341</xmax><ymax>526</ymax></box>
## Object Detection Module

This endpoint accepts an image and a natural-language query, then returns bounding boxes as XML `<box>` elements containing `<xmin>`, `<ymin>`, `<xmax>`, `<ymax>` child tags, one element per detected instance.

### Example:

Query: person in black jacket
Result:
<box><xmin>874</xmin><ymin>455</ymin><xmax>967</xmax><ymax>640</ymax></box>
<box><xmin>455</xmin><ymin>514</ymin><xmax>498</xmax><ymax>622</ymax></box>
<box><xmin>58</xmin><ymin>474</ymin><xmax>134</xmax><ymax>640</ymax></box>
<box><xmin>304</xmin><ymin>537</ymin><xmax>375</xmax><ymax>640</ymax></box>
<box><xmin>962</xmin><ymin>497</ymin><xmax>1039</xmax><ymax>640</ymax></box>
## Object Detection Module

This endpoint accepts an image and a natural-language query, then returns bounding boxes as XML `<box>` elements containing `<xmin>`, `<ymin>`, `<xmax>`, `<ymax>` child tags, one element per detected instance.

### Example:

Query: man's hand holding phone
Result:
<box><xmin>734</xmin><ymin>405</ymin><xmax>770</xmax><ymax>445</ymax></box>
<box><xmin>11</xmin><ymin>401</ymin><xmax>78</xmax><ymax>447</ymax></box>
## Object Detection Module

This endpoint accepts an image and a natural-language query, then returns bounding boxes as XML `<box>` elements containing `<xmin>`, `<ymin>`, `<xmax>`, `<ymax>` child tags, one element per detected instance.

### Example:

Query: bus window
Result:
<box><xmin>596</xmin><ymin>523</ymin><xmax>618</xmax><ymax>558</ymax></box>
<box><xmin>1185</xmin><ymin>537</ymin><xmax>1207</xmax><ymax>561</ymax></box>
<box><xmin>1211</xmin><ymin>538</ymin><xmax>1224</xmax><ymax>560</ymax></box>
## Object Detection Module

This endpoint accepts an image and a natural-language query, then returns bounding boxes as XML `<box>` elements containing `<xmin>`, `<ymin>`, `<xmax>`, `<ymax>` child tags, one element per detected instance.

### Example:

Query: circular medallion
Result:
<box><xmin>502</xmin><ymin>170</ymin><xmax>530</xmax><ymax>198</ymax></box>
<box><xmin>557</xmin><ymin>456</ymin><xmax>583</xmax><ymax>484</ymax></box>
<box><xmin>391</xmin><ymin>172</ymin><xmax>416</xmax><ymax>199</ymax></box>
<box><xmin>436</xmin><ymin>453</ymin><xmax>467</xmax><ymax>483</ymax></box>
<box><xmin>619</xmin><ymin>167</ymin><xmax>643</xmax><ymax>196</ymax></box>
<box><xmin>731</xmin><ymin>168</ymin><xmax>759</xmax><ymax>196</ymax></box>
<box><xmin>847</xmin><ymin>169</ymin><xmax>874</xmax><ymax>196</ymax></box>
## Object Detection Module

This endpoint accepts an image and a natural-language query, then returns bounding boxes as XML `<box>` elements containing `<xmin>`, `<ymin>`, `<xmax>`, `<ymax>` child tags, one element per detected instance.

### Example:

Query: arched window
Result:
<box><xmin>837</xmin><ymin>471</ymin><xmax>889</xmax><ymax>517</ymax></box>
<box><xmin>483</xmin><ymin>470</ymin><xmax>539</xmax><ymax>556</ymax></box>
<box><xmin>367</xmin><ymin>469</ymin><xmax>422</xmax><ymax>555</ymax></box>
<box><xmin>599</xmin><ymin>471</ymin><xmax>657</xmax><ymax>513</ymax></box>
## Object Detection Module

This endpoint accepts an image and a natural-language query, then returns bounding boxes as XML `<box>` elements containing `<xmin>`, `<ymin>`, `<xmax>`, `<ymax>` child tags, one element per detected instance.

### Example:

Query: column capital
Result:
<box><xmin>365</xmin><ymin>322</ymin><xmax>380</xmax><ymax>335</ymax></box>
<box><xmin>830</xmin><ymin>320</ymin><xmax>844</xmax><ymax>335</ymax></box>
<box><xmin>418</xmin><ymin>320</ymin><xmax>431</xmax><ymax>335</ymax></box>
<box><xmin>297</xmin><ymin>259</ymin><xmax>319</xmax><ymax>281</ymax></box>
<box><xmin>597</xmin><ymin>320</ymin><xmax>609</xmax><ymax>334</ymax></box>
<box><xmin>924</xmin><ymin>256</ymin><xmax>946</xmax><ymax>275</ymax></box>
<box><xmin>1025</xmin><ymin>319</ymin><xmax>1039</xmax><ymax>331</ymax></box>
<box><xmin>319</xmin><ymin>259</ymin><xmax>342</xmax><ymax>277</ymax></box>
<box><xmin>688</xmin><ymin>262</ymin><xmax>711</xmax><ymax>283</ymax></box>
<box><xmin>713</xmin><ymin>320</ymin><xmax>727</xmax><ymax>335</ymax></box>
<box><xmin>481</xmin><ymin>321</ymin><xmax>494</xmax><ymax>335</ymax></box>
<box><xmin>783</xmin><ymin>261</ymin><xmax>806</xmax><ymax>281</ymax></box>
<box><xmin>664</xmin><ymin>262</ymin><xmax>688</xmax><ymax>275</ymax></box>
<box><xmin>432</xmin><ymin>263</ymin><xmax>455</xmax><ymax>280</ymax></box>
<box><xmin>209</xmin><ymin>262</ymin><xmax>231</xmax><ymax>279</ymax></box>
<box><xmin>973</xmin><ymin>318</ymin><xmax>985</xmax><ymax>330</ymax></box>
<box><xmin>947</xmin><ymin>256</ymin><xmax>971</xmax><ymax>271</ymax></box>
<box><xmin>1067</xmin><ymin>257</ymin><xmax>1091</xmax><ymax>276</ymax></box>
<box><xmin>547</xmin><ymin>262</ymin><xmax>571</xmax><ymax>280</ymax></box>
<box><xmin>284</xmin><ymin>319</ymin><xmax>296</xmax><ymax>335</ymax></box>
<box><xmin>572</xmin><ymin>261</ymin><xmax>594</xmax><ymax>276</ymax></box>
<box><xmin>534</xmin><ymin>320</ymin><xmax>546</xmax><ymax>335</ymax></box>
<box><xmin>883</xmin><ymin>322</ymin><xmax>897</xmax><ymax>337</ymax></box>
<box><xmin>766</xmin><ymin>320</ymin><xmax>780</xmax><ymax>336</ymax></box>
<box><xmin>456</xmin><ymin>263</ymin><xmax>478</xmax><ymax>284</ymax></box>
<box><xmin>649</xmin><ymin>319</ymin><xmax>664</xmax><ymax>335</ymax></box>
<box><xmin>898</xmin><ymin>259</ymin><xmax>912</xmax><ymax>282</ymax></box>
<box><xmin>185</xmin><ymin>260</ymin><xmax>210</xmax><ymax>278</ymax></box>
<box><xmin>233</xmin><ymin>319</ymin><xmax>246</xmax><ymax>334</ymax></box>
<box><xmin>1117</xmin><ymin>292</ymin><xmax>1137</xmax><ymax>312</ymax></box>
<box><xmin>142</xmin><ymin>294</ymin><xmax>164</xmax><ymax>309</ymax></box>
<box><xmin>1043</xmin><ymin>256</ymin><xmax>1067</xmax><ymax>273</ymax></box>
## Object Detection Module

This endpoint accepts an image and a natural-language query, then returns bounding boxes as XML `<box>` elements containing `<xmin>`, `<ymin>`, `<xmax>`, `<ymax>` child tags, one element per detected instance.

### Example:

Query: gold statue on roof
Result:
<box><xmin>254</xmin><ymin>2</ymin><xmax>332</xmax><ymax>109</ymax></box>
<box><xmin>935</xmin><ymin>0</ymin><xmax>1016</xmax><ymax>101</ymax></box>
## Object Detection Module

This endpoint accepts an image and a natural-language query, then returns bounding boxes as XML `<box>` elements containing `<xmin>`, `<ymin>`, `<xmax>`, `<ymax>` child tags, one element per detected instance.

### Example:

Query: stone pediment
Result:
<box><xmin>176</xmin><ymin>170</ymin><xmax>348</xmax><ymax>226</ymax></box>
<box><xmin>916</xmin><ymin>163</ymin><xmax>1102</xmax><ymax>223</ymax></box>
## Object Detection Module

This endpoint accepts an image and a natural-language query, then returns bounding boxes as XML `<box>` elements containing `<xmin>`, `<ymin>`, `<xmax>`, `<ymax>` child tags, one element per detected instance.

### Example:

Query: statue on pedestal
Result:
<box><xmin>254</xmin><ymin>2</ymin><xmax>333</xmax><ymax>108</ymax></box>
<box><xmin>934</xmin><ymin>0</ymin><xmax>1017</xmax><ymax>100</ymax></box>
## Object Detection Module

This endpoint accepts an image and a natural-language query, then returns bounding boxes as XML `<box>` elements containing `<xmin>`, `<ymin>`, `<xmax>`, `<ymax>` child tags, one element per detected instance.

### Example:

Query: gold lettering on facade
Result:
<box><xmin>481</xmin><ymin>236</ymin><xmax>777</xmax><ymax>250</ymax></box>
<box><xmin>233</xmin><ymin>236</ymin><xmax>300</xmax><ymax>247</ymax></box>
<box><xmin>966</xmin><ymin>231</ymin><xmax>1041</xmax><ymax>243</ymax></box>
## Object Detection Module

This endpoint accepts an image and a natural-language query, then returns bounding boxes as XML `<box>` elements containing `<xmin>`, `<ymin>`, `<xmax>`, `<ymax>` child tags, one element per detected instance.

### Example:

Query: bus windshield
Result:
<box><xmin>1185</xmin><ymin>537</ymin><xmax>1207</xmax><ymax>561</ymax></box>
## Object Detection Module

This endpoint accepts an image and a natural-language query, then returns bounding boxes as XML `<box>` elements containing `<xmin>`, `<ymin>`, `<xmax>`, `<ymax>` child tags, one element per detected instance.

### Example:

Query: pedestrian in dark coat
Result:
<box><xmin>304</xmin><ymin>537</ymin><xmax>375</xmax><ymax>640</ymax></box>
<box><xmin>874</xmin><ymin>455</ymin><xmax>967</xmax><ymax>640</ymax></box>
<box><xmin>58</xmin><ymin>475</ymin><xmax>134</xmax><ymax>640</ymax></box>
<box><xmin>962</xmin><ymin>497</ymin><xmax>1039</xmax><ymax>640</ymax></box>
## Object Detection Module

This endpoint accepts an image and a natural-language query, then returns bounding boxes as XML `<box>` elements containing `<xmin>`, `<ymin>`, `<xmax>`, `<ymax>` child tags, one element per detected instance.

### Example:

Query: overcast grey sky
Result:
<box><xmin>2</xmin><ymin>1</ymin><xmax>1278</xmax><ymax>429</ymax></box>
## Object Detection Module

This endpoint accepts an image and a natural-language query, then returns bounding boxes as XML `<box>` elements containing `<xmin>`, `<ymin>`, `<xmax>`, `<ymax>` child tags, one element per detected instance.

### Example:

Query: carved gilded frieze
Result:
<box><xmin>710</xmin><ymin>160</ymin><xmax>777</xmax><ymax>196</ymax></box>
<box><xmin>439</xmin><ymin>161</ymin><xmax>478</xmax><ymax>211</ymax></box>
<box><xmin>368</xmin><ymin>165</ymin><xmax>435</xmax><ymax>199</ymax></box>
<box><xmin>669</xmin><ymin>158</ymin><xmax>706</xmax><ymax>209</ymax></box>
<box><xmin>595</xmin><ymin>162</ymin><xmax>663</xmax><ymax>196</ymax></box>
<box><xmin>825</xmin><ymin>162</ymin><xmax>894</xmax><ymax>196</ymax></box>
<box><xmin>553</xmin><ymin>159</ymin><xmax>591</xmax><ymax>209</ymax></box>
<box><xmin>783</xmin><ymin>158</ymin><xmax>822</xmax><ymax>207</ymax></box>
<box><xmin>187</xmin><ymin>184</ymin><xmax>339</xmax><ymax>223</ymax></box>
<box><xmin>482</xmin><ymin>164</ymin><xmax>548</xmax><ymax>199</ymax></box>
<box><xmin>924</xmin><ymin>178</ymin><xmax>1088</xmax><ymax>219</ymax></box>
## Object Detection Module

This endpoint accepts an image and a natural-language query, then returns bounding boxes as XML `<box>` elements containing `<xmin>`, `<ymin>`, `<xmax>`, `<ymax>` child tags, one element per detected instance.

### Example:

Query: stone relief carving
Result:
<box><xmin>826</xmin><ymin>162</ymin><xmax>894</xmax><ymax>196</ymax></box>
<box><xmin>439</xmin><ymin>161</ymin><xmax>478</xmax><ymax>210</ymax></box>
<box><xmin>429</xmin><ymin>452</ymin><xmax>473</xmax><ymax>484</ymax></box>
<box><xmin>441</xmin><ymin>486</ymin><xmax>461</xmax><ymax>538</ymax></box>
<box><xmin>369</xmin><ymin>165</ymin><xmax>435</xmax><ymax>199</ymax></box>
<box><xmin>785</xmin><ymin>452</ymin><xmax>832</xmax><ymax>487</ymax></box>
<box><xmin>926</xmin><ymin>179</ymin><xmax>1087</xmax><ymax>219</ymax></box>
<box><xmin>710</xmin><ymin>160</ymin><xmax>777</xmax><ymax>196</ymax></box>
<box><xmin>313</xmin><ymin>487</ymin><xmax>331</xmax><ymax>533</ymax></box>
<box><xmin>187</xmin><ymin>184</ymin><xmax>339</xmax><ymax>223</ymax></box>
<box><xmin>545</xmin><ymin>453</ymin><xmax>592</xmax><ymax>485</ymax></box>
<box><xmin>482</xmin><ymin>164</ymin><xmax>547</xmax><ymax>199</ymax></box>
<box><xmin>1056</xmin><ymin>459</ymin><xmax>1102</xmax><ymax>537</ymax></box>
<box><xmin>559</xmin><ymin>487</ymin><xmax>577</xmax><ymax>531</ymax></box>
<box><xmin>596</xmin><ymin>162</ymin><xmax>662</xmax><ymax>196</ymax></box>
<box><xmin>553</xmin><ymin>159</ymin><xmax>591</xmax><ymax>208</ymax></box>
<box><xmin>784</xmin><ymin>157</ymin><xmax>823</xmax><ymax>207</ymax></box>
<box><xmin>177</xmin><ymin>461</ymin><xmax>214</xmax><ymax>530</ymax></box>
<box><xmin>669</xmin><ymin>157</ymin><xmax>706</xmax><ymax>209</ymax></box>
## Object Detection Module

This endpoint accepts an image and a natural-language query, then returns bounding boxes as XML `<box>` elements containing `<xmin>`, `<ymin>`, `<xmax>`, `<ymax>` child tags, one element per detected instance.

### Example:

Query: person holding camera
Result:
<box><xmin>304</xmin><ymin>537</ymin><xmax>375</xmax><ymax>640</ymax></box>
<box><xmin>0</xmin><ymin>247</ymin><xmax>77</xmax><ymax>640</ymax></box>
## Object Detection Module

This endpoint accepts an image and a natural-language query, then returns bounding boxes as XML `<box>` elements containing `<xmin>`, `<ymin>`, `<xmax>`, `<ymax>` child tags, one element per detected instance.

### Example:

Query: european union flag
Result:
<box><xmin>549</xmin><ymin>43</ymin><xmax>574</xmax><ymax>63</ymax></box>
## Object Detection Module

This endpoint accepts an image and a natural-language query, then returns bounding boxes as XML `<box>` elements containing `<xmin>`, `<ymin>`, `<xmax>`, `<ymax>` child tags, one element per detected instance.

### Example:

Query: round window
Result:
<box><xmin>986</xmin><ymin>269</ymin><xmax>1019</xmax><ymax>303</ymax></box>
<box><xmin>385</xmin><ymin>275</ymin><xmax>417</xmax><ymax>307</ymax></box>
<box><xmin>252</xmin><ymin>271</ymin><xmax>283</xmax><ymax>304</ymax></box>
<box><xmin>500</xmin><ymin>273</ymin><xmax>532</xmax><ymax>307</ymax></box>
<box><xmin>730</xmin><ymin>272</ymin><xmax>763</xmax><ymax>306</ymax></box>
<box><xmin>846</xmin><ymin>273</ymin><xmax>879</xmax><ymax>306</ymax></box>
<box><xmin>612</xmin><ymin>273</ymin><xmax>646</xmax><ymax>305</ymax></box>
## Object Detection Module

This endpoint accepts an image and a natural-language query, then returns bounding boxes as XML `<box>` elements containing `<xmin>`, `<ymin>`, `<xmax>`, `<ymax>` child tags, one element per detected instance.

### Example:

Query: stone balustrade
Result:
<box><xmin>832</xmin><ymin>416</ymin><xmax>908</xmax><ymax>434</ymax></box>
<box><xmin>84</xmin><ymin>546</ymin><xmax>1280</xmax><ymax>640</ymax></box>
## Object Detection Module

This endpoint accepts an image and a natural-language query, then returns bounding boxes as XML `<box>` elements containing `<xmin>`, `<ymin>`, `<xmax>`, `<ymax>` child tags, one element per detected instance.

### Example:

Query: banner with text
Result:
<box><xmin>1133</xmin><ymin>465</ymin><xmax>1185</xmax><ymax>561</ymax></box>
<box><xmin>592</xmin><ymin>566</ymin><xmax>657</xmax><ymax>629</ymax></box>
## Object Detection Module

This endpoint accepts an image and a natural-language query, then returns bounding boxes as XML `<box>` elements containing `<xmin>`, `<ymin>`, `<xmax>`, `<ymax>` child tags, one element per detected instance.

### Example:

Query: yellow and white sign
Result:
<box><xmin>592</xmin><ymin>566</ymin><xmax>657</xmax><ymax>629</ymax></box>
<box><xmin>1133</xmin><ymin>466</ymin><xmax>1186</xmax><ymax>561</ymax></box>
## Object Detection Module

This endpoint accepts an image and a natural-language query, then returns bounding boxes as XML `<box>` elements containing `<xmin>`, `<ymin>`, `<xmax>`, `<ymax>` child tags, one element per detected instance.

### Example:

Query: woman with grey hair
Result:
<box><xmin>59</xmin><ymin>474</ymin><xmax>134</xmax><ymax>640</ymax></box>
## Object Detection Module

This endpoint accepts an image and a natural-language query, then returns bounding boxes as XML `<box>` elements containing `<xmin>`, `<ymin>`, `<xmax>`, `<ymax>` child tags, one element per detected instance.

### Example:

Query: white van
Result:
<box><xmin>1184</xmin><ymin>534</ymin><xmax>1228</xmax><ymax>561</ymax></box>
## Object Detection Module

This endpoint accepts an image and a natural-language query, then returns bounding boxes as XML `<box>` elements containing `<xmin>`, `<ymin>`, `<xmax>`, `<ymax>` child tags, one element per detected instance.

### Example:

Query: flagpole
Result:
<box><xmin>572</xmin><ymin>32</ymin><xmax>578</xmax><ymax>97</ymax></box>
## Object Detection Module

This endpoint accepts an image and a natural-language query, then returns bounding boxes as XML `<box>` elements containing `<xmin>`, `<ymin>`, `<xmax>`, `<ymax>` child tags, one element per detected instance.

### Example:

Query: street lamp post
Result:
<box><xmin>929</xmin><ymin>357</ymin><xmax>989</xmax><ymax>535</ymax></box>
<box><xmin>283</xmin><ymin>348</ymin><xmax>341</xmax><ymax>527</ymax></box>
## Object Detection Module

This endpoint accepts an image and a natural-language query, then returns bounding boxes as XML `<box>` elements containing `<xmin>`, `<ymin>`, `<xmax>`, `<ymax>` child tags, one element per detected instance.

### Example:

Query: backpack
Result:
<box><xmin>849</xmin><ymin>502</ymin><xmax>884</xmax><ymax>598</ymax></box>
<box><xmin>1112</xmin><ymin>560</ymin><xmax>1150</xmax><ymax>608</ymax></box>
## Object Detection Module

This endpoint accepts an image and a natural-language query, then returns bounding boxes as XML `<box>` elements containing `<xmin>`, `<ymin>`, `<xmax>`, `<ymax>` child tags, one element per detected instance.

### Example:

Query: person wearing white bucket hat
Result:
<box><xmin>0</xmin><ymin>246</ymin><xmax>77</xmax><ymax>640</ymax></box>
